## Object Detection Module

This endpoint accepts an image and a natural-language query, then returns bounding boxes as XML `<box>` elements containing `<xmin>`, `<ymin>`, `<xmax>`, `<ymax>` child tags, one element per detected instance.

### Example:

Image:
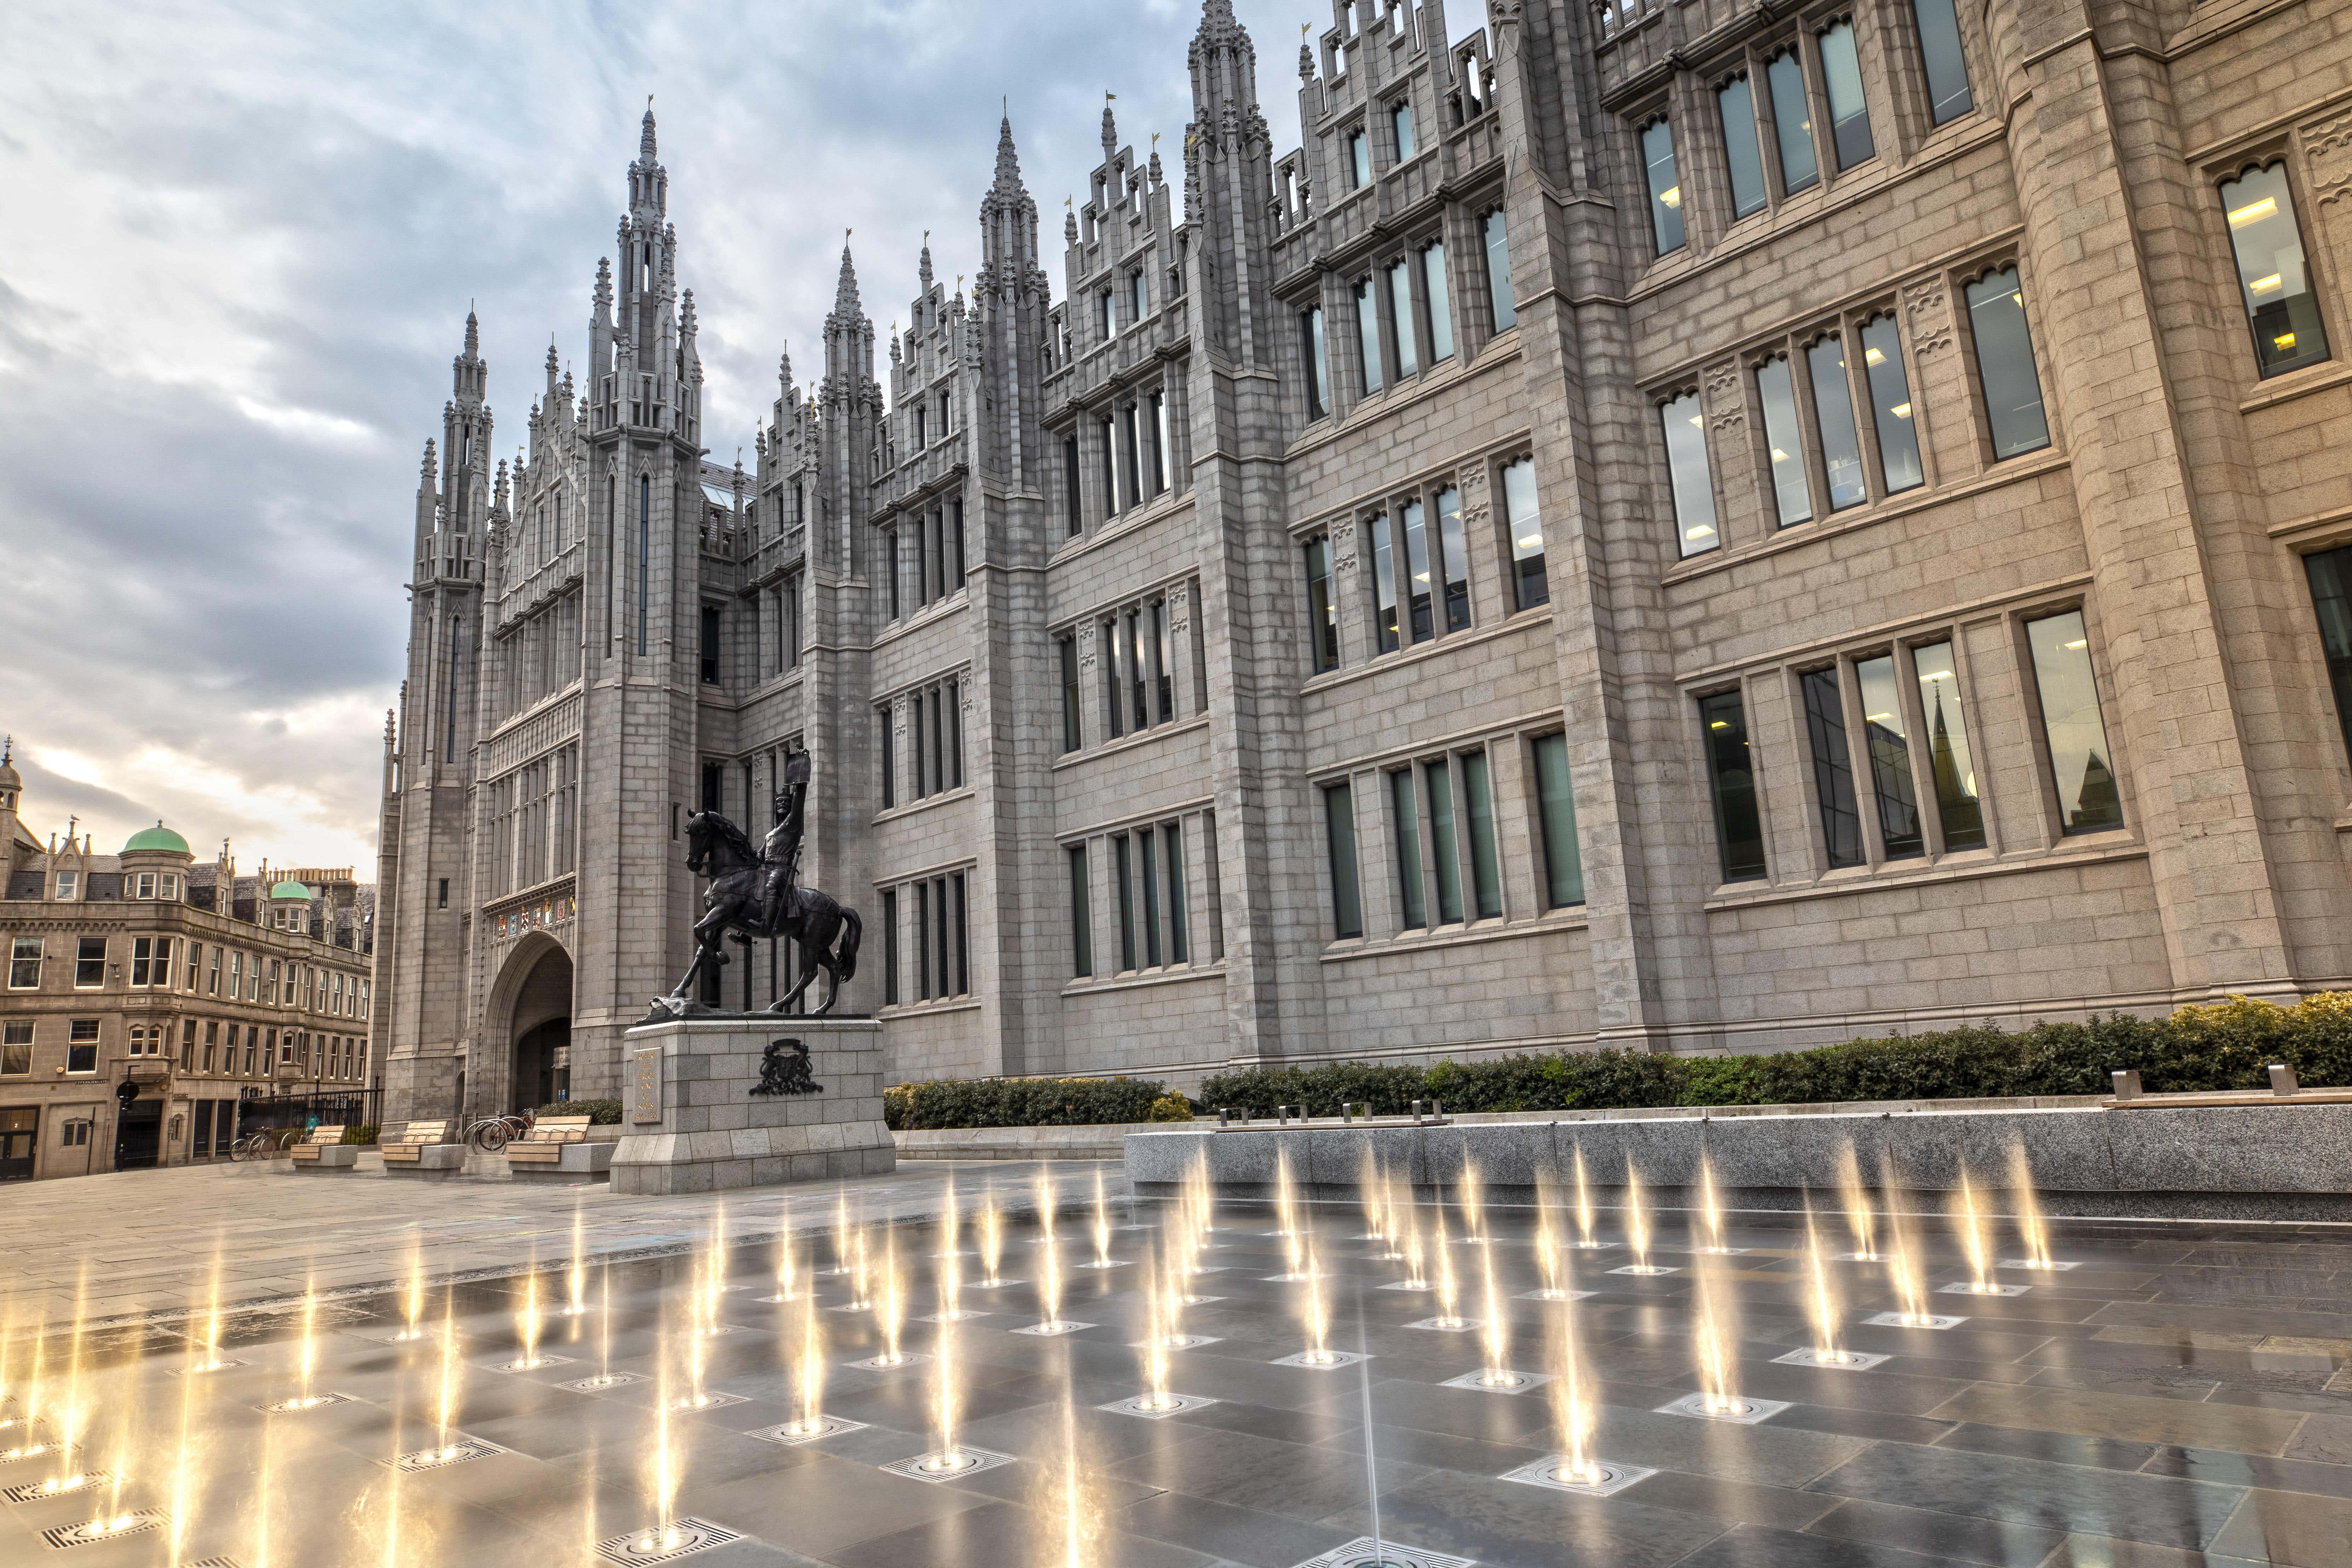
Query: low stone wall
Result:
<box><xmin>1126</xmin><ymin>1103</ymin><xmax>2352</xmax><ymax>1224</ymax></box>
<box><xmin>893</xmin><ymin>1122</ymin><xmax>1161</xmax><ymax>1161</ymax></box>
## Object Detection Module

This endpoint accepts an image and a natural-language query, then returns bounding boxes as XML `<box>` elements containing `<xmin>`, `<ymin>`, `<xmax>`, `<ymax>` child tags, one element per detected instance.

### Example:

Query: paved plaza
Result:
<box><xmin>0</xmin><ymin>1156</ymin><xmax>1116</xmax><ymax>1329</ymax></box>
<box><xmin>2</xmin><ymin>1178</ymin><xmax>2350</xmax><ymax>1566</ymax></box>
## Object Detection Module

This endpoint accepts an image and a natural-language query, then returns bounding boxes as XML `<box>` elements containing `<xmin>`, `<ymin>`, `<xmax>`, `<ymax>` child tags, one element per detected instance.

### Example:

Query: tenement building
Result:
<box><xmin>378</xmin><ymin>0</ymin><xmax>2352</xmax><ymax>1121</ymax></box>
<box><xmin>0</xmin><ymin>748</ymin><xmax>378</xmax><ymax>1179</ymax></box>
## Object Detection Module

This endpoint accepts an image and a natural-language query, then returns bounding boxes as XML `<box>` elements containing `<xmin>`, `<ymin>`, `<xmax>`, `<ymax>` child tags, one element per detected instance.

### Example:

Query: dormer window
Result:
<box><xmin>135</xmin><ymin>872</ymin><xmax>155</xmax><ymax>899</ymax></box>
<box><xmin>54</xmin><ymin>871</ymin><xmax>78</xmax><ymax>901</ymax></box>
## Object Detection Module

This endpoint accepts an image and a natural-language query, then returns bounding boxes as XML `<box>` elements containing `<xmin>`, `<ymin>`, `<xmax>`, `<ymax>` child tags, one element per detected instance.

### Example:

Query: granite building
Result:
<box><xmin>377</xmin><ymin>0</ymin><xmax>2352</xmax><ymax>1124</ymax></box>
<box><xmin>0</xmin><ymin>748</ymin><xmax>378</xmax><ymax>1179</ymax></box>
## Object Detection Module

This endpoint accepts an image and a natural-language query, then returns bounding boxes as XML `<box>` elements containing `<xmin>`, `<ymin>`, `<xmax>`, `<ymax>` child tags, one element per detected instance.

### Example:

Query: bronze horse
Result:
<box><xmin>676</xmin><ymin>811</ymin><xmax>862</xmax><ymax>1015</ymax></box>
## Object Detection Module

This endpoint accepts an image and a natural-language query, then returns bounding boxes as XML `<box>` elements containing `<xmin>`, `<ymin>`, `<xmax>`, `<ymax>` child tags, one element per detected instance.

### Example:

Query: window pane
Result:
<box><xmin>1402</xmin><ymin>499</ymin><xmax>1434</xmax><ymax>643</ymax></box>
<box><xmin>1504</xmin><ymin>457</ymin><xmax>1547</xmax><ymax>608</ymax></box>
<box><xmin>1303</xmin><ymin>307</ymin><xmax>1329</xmax><ymax>418</ymax></box>
<box><xmin>1140</xmin><ymin>832</ymin><xmax>1161</xmax><ymax>967</ymax></box>
<box><xmin>2026</xmin><ymin>610</ymin><xmax>2124</xmax><ymax>833</ymax></box>
<box><xmin>1719</xmin><ymin>76</ymin><xmax>1768</xmax><ymax>218</ymax></box>
<box><xmin>1860</xmin><ymin>316</ymin><xmax>1924</xmax><ymax>493</ymax></box>
<box><xmin>1662</xmin><ymin>392</ymin><xmax>1719</xmax><ymax>555</ymax></box>
<box><xmin>1910</xmin><ymin>641</ymin><xmax>1986</xmax><ymax>850</ymax></box>
<box><xmin>1483</xmin><ymin>211</ymin><xmax>1515</xmax><ymax>330</ymax></box>
<box><xmin>1801</xmin><ymin>667</ymin><xmax>1865</xmax><ymax>868</ymax></box>
<box><xmin>1165</xmin><ymin>823</ymin><xmax>1189</xmax><ymax>962</ymax></box>
<box><xmin>2220</xmin><ymin>163</ymin><xmax>2331</xmax><ymax>377</ymax></box>
<box><xmin>1966</xmin><ymin>267</ymin><xmax>2052</xmax><ymax>457</ymax></box>
<box><xmin>1061</xmin><ymin>637</ymin><xmax>1081</xmax><ymax>751</ymax></box>
<box><xmin>1116</xmin><ymin>833</ymin><xmax>1136</xmax><ymax>970</ymax></box>
<box><xmin>1393</xmin><ymin>102</ymin><xmax>1416</xmax><ymax>160</ymax></box>
<box><xmin>1391</xmin><ymin>769</ymin><xmax>1425</xmax><ymax>928</ymax></box>
<box><xmin>1532</xmin><ymin>733</ymin><xmax>1585</xmax><ymax>907</ymax></box>
<box><xmin>1807</xmin><ymin>337</ymin><xmax>1868</xmax><ymax>510</ymax></box>
<box><xmin>1756</xmin><ymin>356</ymin><xmax>1813</xmax><ymax>527</ymax></box>
<box><xmin>1425</xmin><ymin>760</ymin><xmax>1462</xmax><ymax>924</ymax></box>
<box><xmin>1700</xmin><ymin>691</ymin><xmax>1768</xmax><ymax>880</ymax></box>
<box><xmin>1856</xmin><ymin>655</ymin><xmax>1925</xmax><ymax>858</ymax></box>
<box><xmin>1355</xmin><ymin>278</ymin><xmax>1383</xmax><ymax>392</ymax></box>
<box><xmin>1436</xmin><ymin>486</ymin><xmax>1470</xmax><ymax>632</ymax></box>
<box><xmin>1913</xmin><ymin>0</ymin><xmax>1974</xmax><ymax>123</ymax></box>
<box><xmin>2307</xmin><ymin>546</ymin><xmax>2352</xmax><ymax>765</ymax></box>
<box><xmin>1068</xmin><ymin>846</ymin><xmax>1091</xmax><ymax>976</ymax></box>
<box><xmin>1819</xmin><ymin>23</ymin><xmax>1875</xmax><ymax>168</ymax></box>
<box><xmin>1767</xmin><ymin>51</ymin><xmax>1819</xmax><ymax>194</ymax></box>
<box><xmin>1389</xmin><ymin>260</ymin><xmax>1418</xmax><ymax>376</ymax></box>
<box><xmin>1463</xmin><ymin>751</ymin><xmax>1502</xmax><ymax>920</ymax></box>
<box><xmin>1306</xmin><ymin>536</ymin><xmax>1339</xmax><ymax>673</ymax></box>
<box><xmin>1350</xmin><ymin>130</ymin><xmax>1371</xmax><ymax>188</ymax></box>
<box><xmin>1422</xmin><ymin>243</ymin><xmax>1453</xmax><ymax>361</ymax></box>
<box><xmin>1326</xmin><ymin>783</ymin><xmax>1363</xmax><ymax>938</ymax></box>
<box><xmin>1641</xmin><ymin>120</ymin><xmax>1685</xmax><ymax>254</ymax></box>
<box><xmin>1372</xmin><ymin>513</ymin><xmax>1399</xmax><ymax>652</ymax></box>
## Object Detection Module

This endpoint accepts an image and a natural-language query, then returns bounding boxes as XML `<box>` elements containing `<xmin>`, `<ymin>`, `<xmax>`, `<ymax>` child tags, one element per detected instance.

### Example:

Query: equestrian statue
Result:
<box><xmin>660</xmin><ymin>749</ymin><xmax>863</xmax><ymax>1017</ymax></box>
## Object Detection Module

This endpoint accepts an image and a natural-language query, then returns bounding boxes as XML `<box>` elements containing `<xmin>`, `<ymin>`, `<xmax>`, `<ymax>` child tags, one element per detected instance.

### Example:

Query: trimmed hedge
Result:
<box><xmin>885</xmin><ymin>1075</ymin><xmax>1170</xmax><ymax>1131</ymax></box>
<box><xmin>1196</xmin><ymin>994</ymin><xmax>2352</xmax><ymax>1118</ymax></box>
<box><xmin>535</xmin><ymin>1099</ymin><xmax>623</xmax><ymax>1125</ymax></box>
<box><xmin>342</xmin><ymin>1124</ymin><xmax>379</xmax><ymax>1146</ymax></box>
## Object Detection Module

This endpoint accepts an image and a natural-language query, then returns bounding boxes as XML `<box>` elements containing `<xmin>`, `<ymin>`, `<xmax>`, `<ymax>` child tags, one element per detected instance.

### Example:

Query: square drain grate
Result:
<box><xmin>1938</xmin><ymin>1282</ymin><xmax>2031</xmax><ymax>1298</ymax></box>
<box><xmin>669</xmin><ymin>1391</ymin><xmax>750</xmax><ymax>1413</ymax></box>
<box><xmin>1608</xmin><ymin>1264</ymin><xmax>1680</xmax><ymax>1276</ymax></box>
<box><xmin>1439</xmin><ymin>1369</ymin><xmax>1551</xmax><ymax>1394</ymax></box>
<box><xmin>1998</xmin><ymin>1259</ymin><xmax>2080</xmax><ymax>1271</ymax></box>
<box><xmin>389</xmin><ymin>1437</ymin><xmax>504</xmax><ymax>1472</ymax></box>
<box><xmin>1863</xmin><ymin>1310</ymin><xmax>1967</xmax><ymax>1331</ymax></box>
<box><xmin>595</xmin><ymin>1517</ymin><xmax>744</xmax><ymax>1565</ymax></box>
<box><xmin>561</xmin><ymin>1372</ymin><xmax>645</xmax><ymax>1393</ymax></box>
<box><xmin>1402</xmin><ymin>1318</ymin><xmax>1481</xmax><ymax>1333</ymax></box>
<box><xmin>166</xmin><ymin>1359</ymin><xmax>247</xmax><ymax>1376</ymax></box>
<box><xmin>879</xmin><ymin>1446</ymin><xmax>1014</xmax><ymax>1483</ymax></box>
<box><xmin>41</xmin><ymin>1510</ymin><xmax>168</xmax><ymax>1551</ymax></box>
<box><xmin>260</xmin><ymin>1392</ymin><xmax>355</xmax><ymax>1414</ymax></box>
<box><xmin>1009</xmin><ymin>1320</ymin><xmax>1094</xmax><ymax>1337</ymax></box>
<box><xmin>1288</xmin><ymin>1537</ymin><xmax>1478</xmax><ymax>1568</ymax></box>
<box><xmin>1654</xmin><ymin>1391</ymin><xmax>1791</xmax><ymax>1425</ymax></box>
<box><xmin>1099</xmin><ymin>1392</ymin><xmax>1218</xmax><ymax>1419</ymax></box>
<box><xmin>1269</xmin><ymin>1350</ymin><xmax>1371</xmax><ymax>1371</ymax></box>
<box><xmin>5</xmin><ymin>1472</ymin><xmax>113</xmax><ymax>1505</ymax></box>
<box><xmin>1773</xmin><ymin>1347</ymin><xmax>1890</xmax><ymax>1371</ymax></box>
<box><xmin>1129</xmin><ymin>1335</ymin><xmax>1222</xmax><ymax>1351</ymax></box>
<box><xmin>489</xmin><ymin>1355</ymin><xmax>576</xmax><ymax>1374</ymax></box>
<box><xmin>747</xmin><ymin>1415</ymin><xmax>867</xmax><ymax>1446</ymax></box>
<box><xmin>1516</xmin><ymin>1290</ymin><xmax>1596</xmax><ymax>1303</ymax></box>
<box><xmin>848</xmin><ymin>1353</ymin><xmax>931</xmax><ymax>1371</ymax></box>
<box><xmin>1498</xmin><ymin>1454</ymin><xmax>1657</xmax><ymax>1498</ymax></box>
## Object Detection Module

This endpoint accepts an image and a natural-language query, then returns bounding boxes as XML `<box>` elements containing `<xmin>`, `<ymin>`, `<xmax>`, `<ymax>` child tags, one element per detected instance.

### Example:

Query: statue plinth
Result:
<box><xmin>611</xmin><ymin>1016</ymin><xmax>893</xmax><ymax>1195</ymax></box>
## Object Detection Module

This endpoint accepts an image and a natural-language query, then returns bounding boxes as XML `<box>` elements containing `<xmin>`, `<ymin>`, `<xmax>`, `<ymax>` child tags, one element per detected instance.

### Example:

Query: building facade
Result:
<box><xmin>0</xmin><ymin>752</ymin><xmax>378</xmax><ymax>1180</ymax></box>
<box><xmin>379</xmin><ymin>0</ymin><xmax>2352</xmax><ymax>1124</ymax></box>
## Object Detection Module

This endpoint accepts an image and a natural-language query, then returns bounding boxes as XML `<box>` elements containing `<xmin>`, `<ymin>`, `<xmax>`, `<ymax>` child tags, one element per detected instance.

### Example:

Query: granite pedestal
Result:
<box><xmin>610</xmin><ymin>1015</ymin><xmax>893</xmax><ymax>1195</ymax></box>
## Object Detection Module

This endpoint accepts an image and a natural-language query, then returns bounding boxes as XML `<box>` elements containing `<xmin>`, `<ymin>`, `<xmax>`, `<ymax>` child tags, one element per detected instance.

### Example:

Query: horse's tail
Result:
<box><xmin>833</xmin><ymin>907</ymin><xmax>861</xmax><ymax>981</ymax></box>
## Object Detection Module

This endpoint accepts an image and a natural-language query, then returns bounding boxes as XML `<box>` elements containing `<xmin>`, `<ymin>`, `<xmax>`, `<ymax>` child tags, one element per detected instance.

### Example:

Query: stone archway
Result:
<box><xmin>483</xmin><ymin>934</ymin><xmax>573</xmax><ymax>1117</ymax></box>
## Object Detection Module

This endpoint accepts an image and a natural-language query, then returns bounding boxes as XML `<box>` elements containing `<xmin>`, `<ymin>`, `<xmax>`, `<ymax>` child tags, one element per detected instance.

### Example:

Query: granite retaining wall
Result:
<box><xmin>1124</xmin><ymin>1104</ymin><xmax>2352</xmax><ymax>1224</ymax></box>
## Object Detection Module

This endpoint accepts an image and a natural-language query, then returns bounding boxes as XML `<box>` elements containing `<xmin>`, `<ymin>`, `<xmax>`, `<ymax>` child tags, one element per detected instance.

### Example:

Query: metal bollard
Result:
<box><xmin>1409</xmin><ymin>1099</ymin><xmax>1424</xmax><ymax>1125</ymax></box>
<box><xmin>1342</xmin><ymin>1102</ymin><xmax>1355</xmax><ymax>1125</ymax></box>
<box><xmin>1217</xmin><ymin>1107</ymin><xmax>1232</xmax><ymax>1127</ymax></box>
<box><xmin>2270</xmin><ymin>1063</ymin><xmax>2300</xmax><ymax>1097</ymax></box>
<box><xmin>2110</xmin><ymin>1070</ymin><xmax>2142</xmax><ymax>1099</ymax></box>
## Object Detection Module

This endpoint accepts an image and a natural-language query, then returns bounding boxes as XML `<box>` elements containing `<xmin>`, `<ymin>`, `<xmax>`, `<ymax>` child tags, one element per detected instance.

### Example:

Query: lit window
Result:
<box><xmin>1912</xmin><ymin>0</ymin><xmax>1974</xmax><ymax>124</ymax></box>
<box><xmin>1818</xmin><ymin>22</ymin><xmax>1875</xmax><ymax>169</ymax></box>
<box><xmin>1641</xmin><ymin>119</ymin><xmax>1685</xmax><ymax>254</ymax></box>
<box><xmin>2219</xmin><ymin>163</ymin><xmax>2330</xmax><ymax>378</ymax></box>
<box><xmin>1699</xmin><ymin>691</ymin><xmax>1767</xmax><ymax>881</ymax></box>
<box><xmin>1859</xmin><ymin>316</ymin><xmax>1924</xmax><ymax>493</ymax></box>
<box><xmin>1807</xmin><ymin>336</ymin><xmax>1868</xmax><ymax>510</ymax></box>
<box><xmin>1503</xmin><ymin>457</ymin><xmax>1546</xmax><ymax>610</ymax></box>
<box><xmin>1304</xmin><ymin>536</ymin><xmax>1339</xmax><ymax>674</ymax></box>
<box><xmin>2025</xmin><ymin>611</ymin><xmax>2124</xmax><ymax>833</ymax></box>
<box><xmin>1719</xmin><ymin>76</ymin><xmax>1768</xmax><ymax>218</ymax></box>
<box><xmin>1965</xmin><ymin>267</ymin><xmax>2052</xmax><ymax>458</ymax></box>
<box><xmin>1756</xmin><ymin>356</ymin><xmax>1813</xmax><ymax>527</ymax></box>
<box><xmin>1660</xmin><ymin>392</ymin><xmax>1719</xmax><ymax>555</ymax></box>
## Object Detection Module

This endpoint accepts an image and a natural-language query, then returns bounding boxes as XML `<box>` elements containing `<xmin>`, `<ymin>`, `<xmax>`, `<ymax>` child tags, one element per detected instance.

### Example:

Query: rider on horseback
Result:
<box><xmin>759</xmin><ymin>749</ymin><xmax>812</xmax><ymax>933</ymax></box>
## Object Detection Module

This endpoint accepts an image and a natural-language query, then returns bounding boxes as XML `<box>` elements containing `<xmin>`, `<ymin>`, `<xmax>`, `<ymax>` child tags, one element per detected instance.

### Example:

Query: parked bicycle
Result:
<box><xmin>464</xmin><ymin>1111</ymin><xmax>534</xmax><ymax>1152</ymax></box>
<box><xmin>225</xmin><ymin>1130</ymin><xmax>279</xmax><ymax>1162</ymax></box>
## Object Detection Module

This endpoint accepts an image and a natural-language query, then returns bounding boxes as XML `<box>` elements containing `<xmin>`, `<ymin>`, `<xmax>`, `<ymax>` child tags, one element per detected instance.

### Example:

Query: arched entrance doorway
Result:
<box><xmin>489</xmin><ymin>937</ymin><xmax>574</xmax><ymax>1116</ymax></box>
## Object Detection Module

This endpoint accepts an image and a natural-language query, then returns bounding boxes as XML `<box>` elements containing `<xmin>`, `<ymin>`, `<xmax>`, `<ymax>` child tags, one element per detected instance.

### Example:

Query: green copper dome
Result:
<box><xmin>269</xmin><ymin>879</ymin><xmax>313</xmax><ymax>900</ymax></box>
<box><xmin>122</xmin><ymin>822</ymin><xmax>191</xmax><ymax>855</ymax></box>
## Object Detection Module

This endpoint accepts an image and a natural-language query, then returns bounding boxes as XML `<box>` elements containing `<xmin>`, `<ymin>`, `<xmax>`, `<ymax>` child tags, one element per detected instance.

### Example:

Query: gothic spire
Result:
<box><xmin>833</xmin><ymin>241</ymin><xmax>861</xmax><ymax>315</ymax></box>
<box><xmin>639</xmin><ymin>98</ymin><xmax>658</xmax><ymax>163</ymax></box>
<box><xmin>992</xmin><ymin>114</ymin><xmax>1025</xmax><ymax>199</ymax></box>
<box><xmin>463</xmin><ymin>307</ymin><xmax>480</xmax><ymax>357</ymax></box>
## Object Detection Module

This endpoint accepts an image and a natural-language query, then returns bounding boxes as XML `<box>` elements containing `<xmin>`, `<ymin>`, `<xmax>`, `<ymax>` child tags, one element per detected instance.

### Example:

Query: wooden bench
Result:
<box><xmin>288</xmin><ymin>1125</ymin><xmax>358</xmax><ymax>1171</ymax></box>
<box><xmin>379</xmin><ymin>1120</ymin><xmax>466</xmax><ymax>1177</ymax></box>
<box><xmin>505</xmin><ymin>1115</ymin><xmax>614</xmax><ymax>1183</ymax></box>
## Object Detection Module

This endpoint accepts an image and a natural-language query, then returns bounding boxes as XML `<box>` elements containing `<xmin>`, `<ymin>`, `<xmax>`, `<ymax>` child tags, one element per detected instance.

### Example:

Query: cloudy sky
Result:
<box><xmin>2</xmin><ymin>0</ymin><xmax>1323</xmax><ymax>873</ymax></box>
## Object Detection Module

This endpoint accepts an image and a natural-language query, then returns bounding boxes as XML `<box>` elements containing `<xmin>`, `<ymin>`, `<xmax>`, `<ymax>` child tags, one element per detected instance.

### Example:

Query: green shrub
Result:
<box><xmin>536</xmin><ymin>1100</ymin><xmax>623</xmax><ymax>1125</ymax></box>
<box><xmin>342</xmin><ymin>1124</ymin><xmax>378</xmax><ymax>1146</ymax></box>
<box><xmin>884</xmin><ymin>1075</ymin><xmax>1170</xmax><ymax>1131</ymax></box>
<box><xmin>1146</xmin><ymin>1093</ymin><xmax>1196</xmax><ymax>1122</ymax></box>
<box><xmin>1190</xmin><ymin>994</ymin><xmax>2348</xmax><ymax>1120</ymax></box>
